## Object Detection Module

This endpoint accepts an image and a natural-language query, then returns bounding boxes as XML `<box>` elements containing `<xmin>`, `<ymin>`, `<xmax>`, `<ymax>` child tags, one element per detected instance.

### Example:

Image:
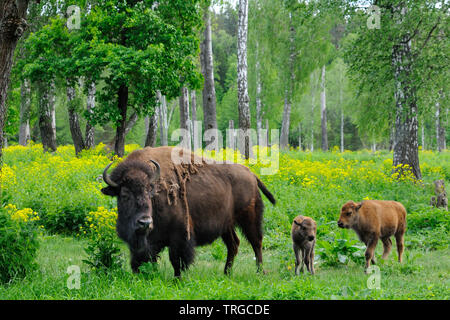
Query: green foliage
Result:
<box><xmin>83</xmin><ymin>236</ymin><xmax>124</xmax><ymax>272</ymax></box>
<box><xmin>82</xmin><ymin>207</ymin><xmax>124</xmax><ymax>272</ymax></box>
<box><xmin>316</xmin><ymin>229</ymin><xmax>365</xmax><ymax>267</ymax></box>
<box><xmin>0</xmin><ymin>209</ymin><xmax>40</xmax><ymax>284</ymax></box>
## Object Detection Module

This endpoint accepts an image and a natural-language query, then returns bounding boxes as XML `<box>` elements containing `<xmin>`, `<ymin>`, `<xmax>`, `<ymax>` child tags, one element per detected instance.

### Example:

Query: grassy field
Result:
<box><xmin>0</xmin><ymin>144</ymin><xmax>449</xmax><ymax>299</ymax></box>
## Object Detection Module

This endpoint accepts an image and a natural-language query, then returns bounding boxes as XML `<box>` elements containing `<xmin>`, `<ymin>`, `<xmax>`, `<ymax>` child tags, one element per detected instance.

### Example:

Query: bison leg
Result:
<box><xmin>309</xmin><ymin>243</ymin><xmax>315</xmax><ymax>275</ymax></box>
<box><xmin>222</xmin><ymin>228</ymin><xmax>240</xmax><ymax>275</ymax></box>
<box><xmin>238</xmin><ymin>197</ymin><xmax>264</xmax><ymax>273</ymax></box>
<box><xmin>364</xmin><ymin>237</ymin><xmax>378</xmax><ymax>273</ymax></box>
<box><xmin>381</xmin><ymin>237</ymin><xmax>393</xmax><ymax>260</ymax></box>
<box><xmin>303</xmin><ymin>245</ymin><xmax>314</xmax><ymax>275</ymax></box>
<box><xmin>293</xmin><ymin>244</ymin><xmax>303</xmax><ymax>275</ymax></box>
<box><xmin>169</xmin><ymin>238</ymin><xmax>195</xmax><ymax>278</ymax></box>
<box><xmin>168</xmin><ymin>247</ymin><xmax>182</xmax><ymax>278</ymax></box>
<box><xmin>395</xmin><ymin>232</ymin><xmax>405</xmax><ymax>263</ymax></box>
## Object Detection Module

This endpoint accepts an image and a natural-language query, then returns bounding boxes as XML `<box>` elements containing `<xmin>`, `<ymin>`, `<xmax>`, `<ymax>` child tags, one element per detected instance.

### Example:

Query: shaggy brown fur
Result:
<box><xmin>291</xmin><ymin>216</ymin><xmax>316</xmax><ymax>275</ymax></box>
<box><xmin>337</xmin><ymin>200</ymin><xmax>407</xmax><ymax>272</ymax></box>
<box><xmin>101</xmin><ymin>146</ymin><xmax>276</xmax><ymax>277</ymax></box>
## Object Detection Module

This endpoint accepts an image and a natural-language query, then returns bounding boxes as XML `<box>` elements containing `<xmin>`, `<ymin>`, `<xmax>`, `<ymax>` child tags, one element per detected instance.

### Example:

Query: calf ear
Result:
<box><xmin>101</xmin><ymin>186</ymin><xmax>119</xmax><ymax>197</ymax></box>
<box><xmin>355</xmin><ymin>202</ymin><xmax>363</xmax><ymax>211</ymax></box>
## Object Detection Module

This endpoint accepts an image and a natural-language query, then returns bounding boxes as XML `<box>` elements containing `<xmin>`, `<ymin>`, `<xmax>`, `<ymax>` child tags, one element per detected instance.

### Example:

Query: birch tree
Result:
<box><xmin>320</xmin><ymin>65</ymin><xmax>328</xmax><ymax>151</ymax></box>
<box><xmin>200</xmin><ymin>6</ymin><xmax>217</xmax><ymax>132</ymax></box>
<box><xmin>19</xmin><ymin>79</ymin><xmax>31</xmax><ymax>145</ymax></box>
<box><xmin>237</xmin><ymin>0</ymin><xmax>251</xmax><ymax>159</ymax></box>
<box><xmin>345</xmin><ymin>0</ymin><xmax>448</xmax><ymax>180</ymax></box>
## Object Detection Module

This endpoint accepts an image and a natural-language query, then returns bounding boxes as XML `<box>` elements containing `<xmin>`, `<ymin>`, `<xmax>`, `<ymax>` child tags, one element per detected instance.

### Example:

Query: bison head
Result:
<box><xmin>293</xmin><ymin>218</ymin><xmax>316</xmax><ymax>241</ymax></box>
<box><xmin>337</xmin><ymin>200</ymin><xmax>362</xmax><ymax>229</ymax></box>
<box><xmin>101</xmin><ymin>160</ymin><xmax>160</xmax><ymax>249</ymax></box>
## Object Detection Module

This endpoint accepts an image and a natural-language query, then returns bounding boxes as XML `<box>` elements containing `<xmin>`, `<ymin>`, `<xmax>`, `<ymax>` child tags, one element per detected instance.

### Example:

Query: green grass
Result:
<box><xmin>0</xmin><ymin>233</ymin><xmax>448</xmax><ymax>300</ymax></box>
<box><xmin>1</xmin><ymin>145</ymin><xmax>449</xmax><ymax>299</ymax></box>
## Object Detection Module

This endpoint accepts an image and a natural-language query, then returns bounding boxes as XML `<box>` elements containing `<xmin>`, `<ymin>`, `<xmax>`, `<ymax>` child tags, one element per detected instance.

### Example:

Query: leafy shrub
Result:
<box><xmin>316</xmin><ymin>230</ymin><xmax>365</xmax><ymax>267</ymax></box>
<box><xmin>0</xmin><ymin>208</ymin><xmax>40</xmax><ymax>284</ymax></box>
<box><xmin>82</xmin><ymin>207</ymin><xmax>124</xmax><ymax>272</ymax></box>
<box><xmin>407</xmin><ymin>207</ymin><xmax>450</xmax><ymax>233</ymax></box>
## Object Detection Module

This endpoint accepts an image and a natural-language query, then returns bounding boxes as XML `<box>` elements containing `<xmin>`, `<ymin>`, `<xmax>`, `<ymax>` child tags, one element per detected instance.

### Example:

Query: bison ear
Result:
<box><xmin>355</xmin><ymin>202</ymin><xmax>363</xmax><ymax>211</ymax></box>
<box><xmin>101</xmin><ymin>186</ymin><xmax>119</xmax><ymax>197</ymax></box>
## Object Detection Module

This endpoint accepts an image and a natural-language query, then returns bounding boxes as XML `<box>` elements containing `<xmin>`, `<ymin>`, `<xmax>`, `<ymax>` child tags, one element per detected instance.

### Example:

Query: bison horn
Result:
<box><xmin>102</xmin><ymin>162</ymin><xmax>119</xmax><ymax>188</ymax></box>
<box><xmin>149</xmin><ymin>160</ymin><xmax>160</xmax><ymax>183</ymax></box>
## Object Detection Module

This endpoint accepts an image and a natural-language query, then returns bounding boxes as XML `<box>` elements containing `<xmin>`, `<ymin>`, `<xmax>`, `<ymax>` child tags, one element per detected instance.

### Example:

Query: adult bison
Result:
<box><xmin>101</xmin><ymin>146</ymin><xmax>276</xmax><ymax>277</ymax></box>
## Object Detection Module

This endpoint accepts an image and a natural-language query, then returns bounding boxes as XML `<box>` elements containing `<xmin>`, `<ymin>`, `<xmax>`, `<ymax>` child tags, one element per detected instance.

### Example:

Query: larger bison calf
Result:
<box><xmin>337</xmin><ymin>200</ymin><xmax>407</xmax><ymax>272</ymax></box>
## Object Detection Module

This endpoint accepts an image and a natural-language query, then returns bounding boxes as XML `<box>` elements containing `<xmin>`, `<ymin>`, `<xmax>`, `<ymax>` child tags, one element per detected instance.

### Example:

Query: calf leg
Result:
<box><xmin>395</xmin><ymin>232</ymin><xmax>405</xmax><ymax>263</ymax></box>
<box><xmin>381</xmin><ymin>237</ymin><xmax>392</xmax><ymax>260</ymax></box>
<box><xmin>309</xmin><ymin>242</ymin><xmax>315</xmax><ymax>275</ymax></box>
<box><xmin>293</xmin><ymin>244</ymin><xmax>303</xmax><ymax>275</ymax></box>
<box><xmin>303</xmin><ymin>246</ymin><xmax>311</xmax><ymax>274</ymax></box>
<box><xmin>364</xmin><ymin>236</ymin><xmax>379</xmax><ymax>273</ymax></box>
<box><xmin>222</xmin><ymin>228</ymin><xmax>240</xmax><ymax>275</ymax></box>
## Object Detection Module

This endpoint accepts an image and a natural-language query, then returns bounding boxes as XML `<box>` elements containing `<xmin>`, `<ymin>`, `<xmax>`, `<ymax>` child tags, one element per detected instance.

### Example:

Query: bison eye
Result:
<box><xmin>346</xmin><ymin>211</ymin><xmax>352</xmax><ymax>216</ymax></box>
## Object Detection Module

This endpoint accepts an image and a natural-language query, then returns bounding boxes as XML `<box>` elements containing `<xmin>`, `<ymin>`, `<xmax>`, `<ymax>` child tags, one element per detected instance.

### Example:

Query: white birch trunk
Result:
<box><xmin>19</xmin><ymin>79</ymin><xmax>31</xmax><ymax>146</ymax></box>
<box><xmin>255</xmin><ymin>41</ymin><xmax>262</xmax><ymax>145</ymax></box>
<box><xmin>320</xmin><ymin>65</ymin><xmax>328</xmax><ymax>151</ymax></box>
<box><xmin>179</xmin><ymin>87</ymin><xmax>191</xmax><ymax>150</ymax></box>
<box><xmin>85</xmin><ymin>82</ymin><xmax>96</xmax><ymax>149</ymax></box>
<box><xmin>200</xmin><ymin>7</ymin><xmax>217</xmax><ymax>131</ymax></box>
<box><xmin>237</xmin><ymin>0</ymin><xmax>251</xmax><ymax>159</ymax></box>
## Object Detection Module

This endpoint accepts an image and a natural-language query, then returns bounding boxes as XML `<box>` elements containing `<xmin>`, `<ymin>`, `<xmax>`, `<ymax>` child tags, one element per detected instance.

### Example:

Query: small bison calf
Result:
<box><xmin>291</xmin><ymin>215</ymin><xmax>317</xmax><ymax>275</ymax></box>
<box><xmin>337</xmin><ymin>200</ymin><xmax>407</xmax><ymax>272</ymax></box>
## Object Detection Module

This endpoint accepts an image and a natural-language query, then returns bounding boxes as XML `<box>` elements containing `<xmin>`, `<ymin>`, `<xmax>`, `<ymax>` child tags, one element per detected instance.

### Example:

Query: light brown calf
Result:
<box><xmin>291</xmin><ymin>215</ymin><xmax>317</xmax><ymax>275</ymax></box>
<box><xmin>337</xmin><ymin>200</ymin><xmax>407</xmax><ymax>272</ymax></box>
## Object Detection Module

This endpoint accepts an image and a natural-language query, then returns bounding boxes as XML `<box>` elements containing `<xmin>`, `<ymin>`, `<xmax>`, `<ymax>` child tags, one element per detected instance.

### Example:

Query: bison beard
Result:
<box><xmin>101</xmin><ymin>146</ymin><xmax>276</xmax><ymax>277</ymax></box>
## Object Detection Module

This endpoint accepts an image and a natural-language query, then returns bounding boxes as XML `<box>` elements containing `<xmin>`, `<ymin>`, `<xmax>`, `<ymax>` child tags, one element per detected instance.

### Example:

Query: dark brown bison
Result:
<box><xmin>101</xmin><ymin>146</ymin><xmax>276</xmax><ymax>277</ymax></box>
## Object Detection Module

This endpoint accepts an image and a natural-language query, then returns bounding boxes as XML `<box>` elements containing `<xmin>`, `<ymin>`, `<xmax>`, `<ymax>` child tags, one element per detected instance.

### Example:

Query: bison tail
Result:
<box><xmin>256</xmin><ymin>177</ymin><xmax>276</xmax><ymax>205</ymax></box>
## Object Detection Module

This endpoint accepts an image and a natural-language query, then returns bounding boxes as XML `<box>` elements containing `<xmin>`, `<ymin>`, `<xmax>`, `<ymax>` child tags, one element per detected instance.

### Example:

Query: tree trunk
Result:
<box><xmin>67</xmin><ymin>85</ymin><xmax>86</xmax><ymax>155</ymax></box>
<box><xmin>237</xmin><ymin>0</ymin><xmax>251</xmax><ymax>159</ymax></box>
<box><xmin>436</xmin><ymin>91</ymin><xmax>445</xmax><ymax>152</ymax></box>
<box><xmin>179</xmin><ymin>86</ymin><xmax>191</xmax><ymax>150</ymax></box>
<box><xmin>228</xmin><ymin>119</ymin><xmax>236</xmax><ymax>150</ymax></box>
<box><xmin>298</xmin><ymin>123</ymin><xmax>302</xmax><ymax>151</ymax></box>
<box><xmin>392</xmin><ymin>6</ymin><xmax>421</xmax><ymax>180</ymax></box>
<box><xmin>339</xmin><ymin>69</ymin><xmax>344</xmax><ymax>153</ymax></box>
<box><xmin>85</xmin><ymin>82</ymin><xmax>96</xmax><ymax>149</ymax></box>
<box><xmin>190</xmin><ymin>90</ymin><xmax>200</xmax><ymax>150</ymax></box>
<box><xmin>421</xmin><ymin>118</ymin><xmax>426</xmax><ymax>150</ymax></box>
<box><xmin>255</xmin><ymin>41</ymin><xmax>262</xmax><ymax>145</ymax></box>
<box><xmin>320</xmin><ymin>65</ymin><xmax>328</xmax><ymax>151</ymax></box>
<box><xmin>145</xmin><ymin>112</ymin><xmax>158</xmax><ymax>148</ymax></box>
<box><xmin>0</xmin><ymin>0</ymin><xmax>29</xmax><ymax>161</ymax></box>
<box><xmin>157</xmin><ymin>91</ymin><xmax>168</xmax><ymax>146</ymax></box>
<box><xmin>38</xmin><ymin>81</ymin><xmax>57</xmax><ymax>152</ymax></box>
<box><xmin>341</xmin><ymin>109</ymin><xmax>344</xmax><ymax>153</ymax></box>
<box><xmin>114</xmin><ymin>84</ymin><xmax>128</xmax><ymax>157</ymax></box>
<box><xmin>280</xmin><ymin>93</ymin><xmax>291</xmax><ymax>149</ymax></box>
<box><xmin>19</xmin><ymin>79</ymin><xmax>31</xmax><ymax>146</ymax></box>
<box><xmin>310</xmin><ymin>72</ymin><xmax>316</xmax><ymax>152</ymax></box>
<box><xmin>281</xmin><ymin>15</ymin><xmax>295</xmax><ymax>150</ymax></box>
<box><xmin>200</xmin><ymin>7</ymin><xmax>217</xmax><ymax>132</ymax></box>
